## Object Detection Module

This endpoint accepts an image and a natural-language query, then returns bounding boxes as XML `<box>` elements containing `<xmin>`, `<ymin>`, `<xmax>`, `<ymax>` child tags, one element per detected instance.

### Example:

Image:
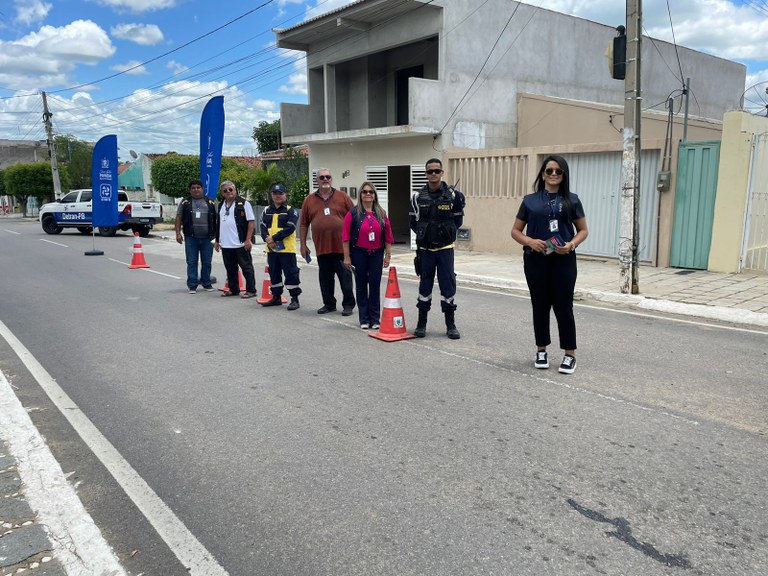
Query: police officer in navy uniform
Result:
<box><xmin>409</xmin><ymin>158</ymin><xmax>466</xmax><ymax>339</ymax></box>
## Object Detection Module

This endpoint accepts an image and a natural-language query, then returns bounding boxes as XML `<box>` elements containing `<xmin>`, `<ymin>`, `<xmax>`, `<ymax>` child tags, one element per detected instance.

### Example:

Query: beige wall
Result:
<box><xmin>451</xmin><ymin>94</ymin><xmax>725</xmax><ymax>263</ymax></box>
<box><xmin>307</xmin><ymin>136</ymin><xmax>435</xmax><ymax>191</ymax></box>
<box><xmin>709</xmin><ymin>111</ymin><xmax>768</xmax><ymax>273</ymax></box>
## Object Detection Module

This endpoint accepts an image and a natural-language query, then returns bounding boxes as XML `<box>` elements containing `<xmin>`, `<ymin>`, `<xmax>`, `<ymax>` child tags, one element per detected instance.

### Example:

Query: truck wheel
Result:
<box><xmin>77</xmin><ymin>226</ymin><xmax>93</xmax><ymax>235</ymax></box>
<box><xmin>42</xmin><ymin>216</ymin><xmax>63</xmax><ymax>235</ymax></box>
<box><xmin>133</xmin><ymin>226</ymin><xmax>151</xmax><ymax>238</ymax></box>
<box><xmin>98</xmin><ymin>226</ymin><xmax>118</xmax><ymax>237</ymax></box>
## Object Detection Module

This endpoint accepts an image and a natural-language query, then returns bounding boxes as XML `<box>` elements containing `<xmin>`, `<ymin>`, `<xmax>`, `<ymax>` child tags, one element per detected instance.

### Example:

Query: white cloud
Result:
<box><xmin>15</xmin><ymin>0</ymin><xmax>52</xmax><ymax>25</ymax></box>
<box><xmin>110</xmin><ymin>23</ymin><xmax>164</xmax><ymax>46</ymax></box>
<box><xmin>167</xmin><ymin>60</ymin><xmax>189</xmax><ymax>75</ymax></box>
<box><xmin>13</xmin><ymin>81</ymin><xmax>281</xmax><ymax>155</ymax></box>
<box><xmin>522</xmin><ymin>0</ymin><xmax>768</xmax><ymax>64</ymax></box>
<box><xmin>0</xmin><ymin>20</ymin><xmax>115</xmax><ymax>90</ymax></box>
<box><xmin>110</xmin><ymin>60</ymin><xmax>149</xmax><ymax>74</ymax></box>
<box><xmin>277</xmin><ymin>49</ymin><xmax>307</xmax><ymax>95</ymax></box>
<box><xmin>92</xmin><ymin>0</ymin><xmax>177</xmax><ymax>13</ymax></box>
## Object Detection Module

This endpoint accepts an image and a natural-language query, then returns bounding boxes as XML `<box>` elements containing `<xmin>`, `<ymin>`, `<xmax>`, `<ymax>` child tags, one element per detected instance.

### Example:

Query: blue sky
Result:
<box><xmin>0</xmin><ymin>0</ymin><xmax>766</xmax><ymax>158</ymax></box>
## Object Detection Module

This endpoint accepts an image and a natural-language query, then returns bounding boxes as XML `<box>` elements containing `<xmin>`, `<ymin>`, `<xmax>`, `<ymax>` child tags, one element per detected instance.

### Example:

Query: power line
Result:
<box><xmin>52</xmin><ymin>0</ymin><xmax>432</xmax><ymax>134</ymax></box>
<box><xmin>438</xmin><ymin>1</ymin><xmax>527</xmax><ymax>135</ymax></box>
<box><xmin>46</xmin><ymin>0</ymin><xmax>278</xmax><ymax>95</ymax></box>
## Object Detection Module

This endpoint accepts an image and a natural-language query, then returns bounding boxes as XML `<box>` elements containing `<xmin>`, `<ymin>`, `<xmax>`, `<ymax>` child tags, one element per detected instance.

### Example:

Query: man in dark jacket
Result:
<box><xmin>175</xmin><ymin>179</ymin><xmax>218</xmax><ymax>294</ymax></box>
<box><xmin>409</xmin><ymin>158</ymin><xmax>466</xmax><ymax>339</ymax></box>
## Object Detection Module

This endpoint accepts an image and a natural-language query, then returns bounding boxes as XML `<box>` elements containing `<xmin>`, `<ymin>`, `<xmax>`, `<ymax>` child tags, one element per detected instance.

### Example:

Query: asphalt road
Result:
<box><xmin>1</xmin><ymin>219</ymin><xmax>767</xmax><ymax>576</ymax></box>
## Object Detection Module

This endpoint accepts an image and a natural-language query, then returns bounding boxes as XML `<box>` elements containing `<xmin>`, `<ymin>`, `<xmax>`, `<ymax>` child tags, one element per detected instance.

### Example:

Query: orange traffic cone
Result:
<box><xmin>369</xmin><ymin>267</ymin><xmax>415</xmax><ymax>342</ymax></box>
<box><xmin>256</xmin><ymin>265</ymin><xmax>288</xmax><ymax>304</ymax></box>
<box><xmin>128</xmin><ymin>232</ymin><xmax>150</xmax><ymax>269</ymax></box>
<box><xmin>219</xmin><ymin>270</ymin><xmax>245</xmax><ymax>293</ymax></box>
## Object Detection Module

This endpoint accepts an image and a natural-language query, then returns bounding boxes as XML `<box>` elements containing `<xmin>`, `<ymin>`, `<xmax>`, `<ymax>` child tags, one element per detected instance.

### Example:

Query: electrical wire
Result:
<box><xmin>642</xmin><ymin>26</ymin><xmax>684</xmax><ymax>84</ymax></box>
<box><xmin>52</xmin><ymin>0</ymin><xmax>435</xmax><ymax>135</ymax></box>
<box><xmin>46</xmin><ymin>0</ymin><xmax>277</xmax><ymax>95</ymax></box>
<box><xmin>437</xmin><ymin>2</ymin><xmax>524</xmax><ymax>135</ymax></box>
<box><xmin>665</xmin><ymin>0</ymin><xmax>686</xmax><ymax>87</ymax></box>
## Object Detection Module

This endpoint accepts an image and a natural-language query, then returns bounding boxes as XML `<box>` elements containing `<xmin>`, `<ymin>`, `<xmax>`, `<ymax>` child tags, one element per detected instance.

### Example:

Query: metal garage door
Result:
<box><xmin>562</xmin><ymin>150</ymin><xmax>660</xmax><ymax>261</ymax></box>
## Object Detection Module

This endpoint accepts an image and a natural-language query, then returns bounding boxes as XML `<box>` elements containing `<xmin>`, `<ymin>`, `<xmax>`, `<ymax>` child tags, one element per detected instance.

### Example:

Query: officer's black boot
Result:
<box><xmin>445</xmin><ymin>310</ymin><xmax>461</xmax><ymax>340</ymax></box>
<box><xmin>287</xmin><ymin>297</ymin><xmax>300</xmax><ymax>311</ymax></box>
<box><xmin>261</xmin><ymin>294</ymin><xmax>282</xmax><ymax>307</ymax></box>
<box><xmin>414</xmin><ymin>309</ymin><xmax>428</xmax><ymax>338</ymax></box>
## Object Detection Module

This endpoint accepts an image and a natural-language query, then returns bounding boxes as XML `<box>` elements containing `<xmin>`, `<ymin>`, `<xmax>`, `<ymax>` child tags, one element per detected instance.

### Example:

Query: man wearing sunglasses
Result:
<box><xmin>299</xmin><ymin>168</ymin><xmax>356</xmax><ymax>315</ymax></box>
<box><xmin>214</xmin><ymin>181</ymin><xmax>257</xmax><ymax>298</ymax></box>
<box><xmin>409</xmin><ymin>158</ymin><xmax>466</xmax><ymax>339</ymax></box>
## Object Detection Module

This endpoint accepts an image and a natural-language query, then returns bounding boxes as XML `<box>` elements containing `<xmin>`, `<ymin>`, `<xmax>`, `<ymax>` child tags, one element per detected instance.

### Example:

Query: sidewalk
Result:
<box><xmin>431</xmin><ymin>249</ymin><xmax>768</xmax><ymax>329</ymax></box>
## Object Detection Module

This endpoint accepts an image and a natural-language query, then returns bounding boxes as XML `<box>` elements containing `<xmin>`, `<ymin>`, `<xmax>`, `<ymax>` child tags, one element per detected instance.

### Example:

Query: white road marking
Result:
<box><xmin>0</xmin><ymin>320</ymin><xmax>230</xmax><ymax>576</ymax></box>
<box><xmin>0</xmin><ymin>370</ymin><xmax>128</xmax><ymax>576</ymax></box>
<box><xmin>107</xmin><ymin>258</ymin><xmax>182</xmax><ymax>279</ymax></box>
<box><xmin>40</xmin><ymin>239</ymin><xmax>68</xmax><ymax>247</ymax></box>
<box><xmin>3</xmin><ymin>229</ymin><xmax>21</xmax><ymax>234</ymax></box>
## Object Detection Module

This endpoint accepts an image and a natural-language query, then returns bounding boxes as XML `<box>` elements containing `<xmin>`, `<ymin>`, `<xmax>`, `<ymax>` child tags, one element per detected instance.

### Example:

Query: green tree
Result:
<box><xmin>277</xmin><ymin>145</ymin><xmax>309</xmax><ymax>206</ymax></box>
<box><xmin>252</xmin><ymin>119</ymin><xmax>281</xmax><ymax>153</ymax></box>
<box><xmin>55</xmin><ymin>135</ymin><xmax>93</xmax><ymax>189</ymax></box>
<box><xmin>219</xmin><ymin>158</ymin><xmax>252</xmax><ymax>200</ymax></box>
<box><xmin>4</xmin><ymin>162</ymin><xmax>70</xmax><ymax>217</ymax></box>
<box><xmin>150</xmin><ymin>155</ymin><xmax>200</xmax><ymax>198</ymax></box>
<box><xmin>242</xmin><ymin>163</ymin><xmax>283</xmax><ymax>206</ymax></box>
<box><xmin>0</xmin><ymin>169</ymin><xmax>6</xmax><ymax>197</ymax></box>
<box><xmin>287</xmin><ymin>174</ymin><xmax>309</xmax><ymax>208</ymax></box>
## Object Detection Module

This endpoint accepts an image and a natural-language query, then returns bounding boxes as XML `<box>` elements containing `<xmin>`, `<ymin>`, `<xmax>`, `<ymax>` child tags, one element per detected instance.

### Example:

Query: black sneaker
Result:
<box><xmin>559</xmin><ymin>355</ymin><xmax>576</xmax><ymax>374</ymax></box>
<box><xmin>342</xmin><ymin>306</ymin><xmax>354</xmax><ymax>316</ymax></box>
<box><xmin>535</xmin><ymin>351</ymin><xmax>549</xmax><ymax>369</ymax></box>
<box><xmin>317</xmin><ymin>305</ymin><xmax>336</xmax><ymax>314</ymax></box>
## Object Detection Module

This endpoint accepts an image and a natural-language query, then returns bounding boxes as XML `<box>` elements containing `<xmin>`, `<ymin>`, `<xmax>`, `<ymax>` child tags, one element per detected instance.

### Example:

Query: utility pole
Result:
<box><xmin>41</xmin><ymin>91</ymin><xmax>62</xmax><ymax>199</ymax></box>
<box><xmin>682</xmin><ymin>77</ymin><xmax>690</xmax><ymax>142</ymax></box>
<box><xmin>619</xmin><ymin>0</ymin><xmax>641</xmax><ymax>294</ymax></box>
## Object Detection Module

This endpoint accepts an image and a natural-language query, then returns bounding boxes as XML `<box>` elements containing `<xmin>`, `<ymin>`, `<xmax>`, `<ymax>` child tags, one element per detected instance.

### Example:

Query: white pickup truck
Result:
<box><xmin>39</xmin><ymin>189</ymin><xmax>163</xmax><ymax>237</ymax></box>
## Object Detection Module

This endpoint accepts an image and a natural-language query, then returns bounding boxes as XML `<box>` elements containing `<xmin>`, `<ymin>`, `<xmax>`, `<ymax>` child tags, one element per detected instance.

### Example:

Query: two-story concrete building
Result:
<box><xmin>275</xmin><ymin>0</ymin><xmax>745</xmax><ymax>262</ymax></box>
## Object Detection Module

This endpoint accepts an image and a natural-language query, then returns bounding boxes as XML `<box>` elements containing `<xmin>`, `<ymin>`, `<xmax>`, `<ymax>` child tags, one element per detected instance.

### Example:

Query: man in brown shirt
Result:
<box><xmin>300</xmin><ymin>168</ymin><xmax>356</xmax><ymax>315</ymax></box>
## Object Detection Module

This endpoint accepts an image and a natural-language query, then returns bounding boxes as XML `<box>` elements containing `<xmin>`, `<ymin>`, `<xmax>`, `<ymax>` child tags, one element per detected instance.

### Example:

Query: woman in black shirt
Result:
<box><xmin>511</xmin><ymin>155</ymin><xmax>589</xmax><ymax>374</ymax></box>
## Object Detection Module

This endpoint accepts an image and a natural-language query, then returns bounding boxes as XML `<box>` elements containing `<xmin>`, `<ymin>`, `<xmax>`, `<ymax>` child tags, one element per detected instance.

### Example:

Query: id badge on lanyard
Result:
<box><xmin>548</xmin><ymin>199</ymin><xmax>559</xmax><ymax>233</ymax></box>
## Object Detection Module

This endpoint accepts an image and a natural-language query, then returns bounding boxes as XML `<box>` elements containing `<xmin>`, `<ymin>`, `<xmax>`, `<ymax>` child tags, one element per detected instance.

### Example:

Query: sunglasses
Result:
<box><xmin>361</xmin><ymin>189</ymin><xmax>375</xmax><ymax>194</ymax></box>
<box><xmin>544</xmin><ymin>168</ymin><xmax>564</xmax><ymax>176</ymax></box>
<box><xmin>223</xmin><ymin>187</ymin><xmax>235</xmax><ymax>192</ymax></box>
<box><xmin>426</xmin><ymin>169</ymin><xmax>443</xmax><ymax>175</ymax></box>
<box><xmin>318</xmin><ymin>175</ymin><xmax>332</xmax><ymax>180</ymax></box>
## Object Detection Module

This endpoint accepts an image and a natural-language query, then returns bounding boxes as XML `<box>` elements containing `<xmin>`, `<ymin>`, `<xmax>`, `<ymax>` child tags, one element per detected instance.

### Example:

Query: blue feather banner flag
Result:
<box><xmin>200</xmin><ymin>96</ymin><xmax>225</xmax><ymax>199</ymax></box>
<box><xmin>91</xmin><ymin>134</ymin><xmax>119</xmax><ymax>227</ymax></box>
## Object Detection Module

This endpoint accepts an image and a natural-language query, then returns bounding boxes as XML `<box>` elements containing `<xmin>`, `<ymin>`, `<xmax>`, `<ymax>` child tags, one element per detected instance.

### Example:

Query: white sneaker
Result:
<box><xmin>559</xmin><ymin>355</ymin><xmax>576</xmax><ymax>374</ymax></box>
<box><xmin>535</xmin><ymin>351</ymin><xmax>548</xmax><ymax>369</ymax></box>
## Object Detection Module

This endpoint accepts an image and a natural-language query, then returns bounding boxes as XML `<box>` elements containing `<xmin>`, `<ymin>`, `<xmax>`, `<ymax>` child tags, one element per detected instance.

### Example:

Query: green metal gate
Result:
<box><xmin>670</xmin><ymin>141</ymin><xmax>721</xmax><ymax>269</ymax></box>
